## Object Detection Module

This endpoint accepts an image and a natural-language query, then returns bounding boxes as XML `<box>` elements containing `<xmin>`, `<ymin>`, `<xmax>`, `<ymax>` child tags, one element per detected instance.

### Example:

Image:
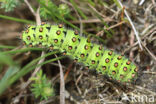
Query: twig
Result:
<box><xmin>36</xmin><ymin>6</ymin><xmax>41</xmax><ymax>25</ymax></box>
<box><xmin>24</xmin><ymin>0</ymin><xmax>36</xmax><ymax>16</ymax></box>
<box><xmin>135</xmin><ymin>85</ymin><xmax>156</xmax><ymax>95</ymax></box>
<box><xmin>143</xmin><ymin>71</ymin><xmax>156</xmax><ymax>74</ymax></box>
<box><xmin>55</xmin><ymin>55</ymin><xmax>65</xmax><ymax>104</ymax></box>
<box><xmin>88</xmin><ymin>3</ymin><xmax>106</xmax><ymax>18</ymax></box>
<box><xmin>129</xmin><ymin>31</ymin><xmax>135</xmax><ymax>60</ymax></box>
<box><xmin>96</xmin><ymin>21</ymin><xmax>125</xmax><ymax>36</ymax></box>
<box><xmin>64</xmin><ymin>63</ymin><xmax>73</xmax><ymax>81</ymax></box>
<box><xmin>140</xmin><ymin>24</ymin><xmax>154</xmax><ymax>36</ymax></box>
<box><xmin>50</xmin><ymin>63</ymin><xmax>66</xmax><ymax>69</ymax></box>
<box><xmin>116</xmin><ymin>0</ymin><xmax>143</xmax><ymax>50</ymax></box>
<box><xmin>75</xmin><ymin>66</ymin><xmax>83</xmax><ymax>95</ymax></box>
<box><xmin>139</xmin><ymin>0</ymin><xmax>145</xmax><ymax>6</ymax></box>
<box><xmin>70</xmin><ymin>18</ymin><xmax>113</xmax><ymax>24</ymax></box>
<box><xmin>152</xmin><ymin>0</ymin><xmax>156</xmax><ymax>6</ymax></box>
<box><xmin>38</xmin><ymin>97</ymin><xmax>56</xmax><ymax>104</ymax></box>
<box><xmin>105</xmin><ymin>21</ymin><xmax>125</xmax><ymax>30</ymax></box>
<box><xmin>31</xmin><ymin>52</ymin><xmax>45</xmax><ymax>77</ymax></box>
<box><xmin>142</xmin><ymin>42</ymin><xmax>156</xmax><ymax>63</ymax></box>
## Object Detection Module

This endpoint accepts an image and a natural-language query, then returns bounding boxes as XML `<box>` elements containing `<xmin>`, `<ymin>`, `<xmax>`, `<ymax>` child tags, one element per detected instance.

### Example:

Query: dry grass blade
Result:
<box><xmin>116</xmin><ymin>0</ymin><xmax>143</xmax><ymax>50</ymax></box>
<box><xmin>55</xmin><ymin>55</ymin><xmax>65</xmax><ymax>104</ymax></box>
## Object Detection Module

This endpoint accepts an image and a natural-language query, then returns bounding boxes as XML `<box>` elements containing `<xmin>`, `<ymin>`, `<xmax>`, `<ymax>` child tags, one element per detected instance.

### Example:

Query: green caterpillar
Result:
<box><xmin>22</xmin><ymin>22</ymin><xmax>138</xmax><ymax>83</ymax></box>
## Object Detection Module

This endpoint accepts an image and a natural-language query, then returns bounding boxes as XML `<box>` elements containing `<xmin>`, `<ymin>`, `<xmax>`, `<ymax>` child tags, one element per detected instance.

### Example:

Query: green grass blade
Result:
<box><xmin>0</xmin><ymin>52</ymin><xmax>15</xmax><ymax>66</ymax></box>
<box><xmin>2</xmin><ymin>47</ymin><xmax>44</xmax><ymax>54</ymax></box>
<box><xmin>0</xmin><ymin>14</ymin><xmax>35</xmax><ymax>24</ymax></box>
<box><xmin>0</xmin><ymin>66</ymin><xmax>20</xmax><ymax>95</ymax></box>
<box><xmin>0</xmin><ymin>51</ymin><xmax>64</xmax><ymax>95</ymax></box>
<box><xmin>70</xmin><ymin>0</ymin><xmax>88</xmax><ymax>19</ymax></box>
<box><xmin>0</xmin><ymin>45</ymin><xmax>16</xmax><ymax>49</ymax></box>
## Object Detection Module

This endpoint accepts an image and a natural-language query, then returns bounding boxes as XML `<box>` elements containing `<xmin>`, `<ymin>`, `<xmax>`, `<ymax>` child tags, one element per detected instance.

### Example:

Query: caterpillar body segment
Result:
<box><xmin>74</xmin><ymin>37</ymin><xmax>92</xmax><ymax>63</ymax></box>
<box><xmin>85</xmin><ymin>44</ymin><xmax>103</xmax><ymax>69</ymax></box>
<box><xmin>61</xmin><ymin>29</ymin><xmax>80</xmax><ymax>56</ymax></box>
<box><xmin>96</xmin><ymin>50</ymin><xmax>115</xmax><ymax>75</ymax></box>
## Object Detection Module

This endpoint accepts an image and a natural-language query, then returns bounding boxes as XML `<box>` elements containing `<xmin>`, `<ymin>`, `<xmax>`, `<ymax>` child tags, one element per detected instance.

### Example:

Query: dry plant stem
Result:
<box><xmin>117</xmin><ymin>0</ymin><xmax>143</xmax><ymax>50</ymax></box>
<box><xmin>31</xmin><ymin>52</ymin><xmax>45</xmax><ymax>76</ymax></box>
<box><xmin>142</xmin><ymin>42</ymin><xmax>156</xmax><ymax>63</ymax></box>
<box><xmin>36</xmin><ymin>7</ymin><xmax>41</xmax><ymax>25</ymax></box>
<box><xmin>50</xmin><ymin>62</ymin><xmax>66</xmax><ymax>69</ymax></box>
<box><xmin>140</xmin><ymin>24</ymin><xmax>154</xmax><ymax>36</ymax></box>
<box><xmin>135</xmin><ymin>85</ymin><xmax>156</xmax><ymax>95</ymax></box>
<box><xmin>88</xmin><ymin>3</ymin><xmax>106</xmax><ymax>18</ymax></box>
<box><xmin>152</xmin><ymin>0</ymin><xmax>156</xmax><ymax>6</ymax></box>
<box><xmin>70</xmin><ymin>18</ymin><xmax>113</xmax><ymax>24</ymax></box>
<box><xmin>106</xmin><ymin>21</ymin><xmax>125</xmax><ymax>30</ymax></box>
<box><xmin>54</xmin><ymin>54</ymin><xmax>65</xmax><ymax>104</ymax></box>
<box><xmin>96</xmin><ymin>30</ymin><xmax>104</xmax><ymax>36</ymax></box>
<box><xmin>142</xmin><ymin>27</ymin><xmax>156</xmax><ymax>39</ymax></box>
<box><xmin>123</xmin><ymin>36</ymin><xmax>156</xmax><ymax>63</ymax></box>
<box><xmin>124</xmin><ymin>26</ymin><xmax>156</xmax><ymax>53</ymax></box>
<box><xmin>96</xmin><ymin>21</ymin><xmax>125</xmax><ymax>36</ymax></box>
<box><xmin>143</xmin><ymin>71</ymin><xmax>156</xmax><ymax>74</ymax></box>
<box><xmin>139</xmin><ymin>0</ymin><xmax>145</xmax><ymax>5</ymax></box>
<box><xmin>75</xmin><ymin>67</ymin><xmax>84</xmax><ymax>95</ymax></box>
<box><xmin>38</xmin><ymin>96</ymin><xmax>56</xmax><ymax>104</ymax></box>
<box><xmin>24</xmin><ymin>0</ymin><xmax>36</xmax><ymax>16</ymax></box>
<box><xmin>64</xmin><ymin>63</ymin><xmax>73</xmax><ymax>81</ymax></box>
<box><xmin>129</xmin><ymin>31</ymin><xmax>134</xmax><ymax>60</ymax></box>
<box><xmin>12</xmin><ymin>45</ymin><xmax>23</xmax><ymax>51</ymax></box>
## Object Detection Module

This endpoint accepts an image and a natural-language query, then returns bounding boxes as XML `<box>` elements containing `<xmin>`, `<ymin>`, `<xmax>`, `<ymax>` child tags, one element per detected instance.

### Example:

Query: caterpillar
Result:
<box><xmin>21</xmin><ymin>22</ymin><xmax>138</xmax><ymax>83</ymax></box>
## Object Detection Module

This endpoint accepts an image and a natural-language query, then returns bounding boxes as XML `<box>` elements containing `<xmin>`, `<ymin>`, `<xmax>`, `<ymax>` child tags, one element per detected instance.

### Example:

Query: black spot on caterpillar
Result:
<box><xmin>22</xmin><ymin>23</ymin><xmax>138</xmax><ymax>83</ymax></box>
